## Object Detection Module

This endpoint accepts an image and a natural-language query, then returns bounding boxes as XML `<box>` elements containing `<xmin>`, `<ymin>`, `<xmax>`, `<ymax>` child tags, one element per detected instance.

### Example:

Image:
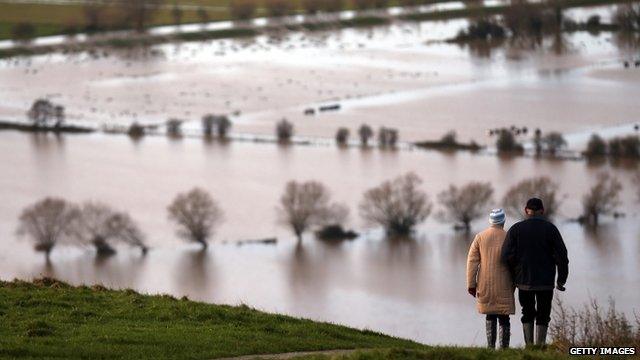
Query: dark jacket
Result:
<box><xmin>500</xmin><ymin>216</ymin><xmax>569</xmax><ymax>291</ymax></box>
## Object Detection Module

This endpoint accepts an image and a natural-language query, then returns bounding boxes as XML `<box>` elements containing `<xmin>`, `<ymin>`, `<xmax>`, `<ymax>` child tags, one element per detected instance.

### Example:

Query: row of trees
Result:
<box><xmin>584</xmin><ymin>134</ymin><xmax>640</xmax><ymax>159</ymax></box>
<box><xmin>17</xmin><ymin>199</ymin><xmax>147</xmax><ymax>259</ymax></box>
<box><xmin>496</xmin><ymin>128</ymin><xmax>568</xmax><ymax>156</ymax></box>
<box><xmin>18</xmin><ymin>172</ymin><xmax>634</xmax><ymax>260</ymax></box>
<box><xmin>153</xmin><ymin>115</ymin><xmax>397</xmax><ymax>148</ymax></box>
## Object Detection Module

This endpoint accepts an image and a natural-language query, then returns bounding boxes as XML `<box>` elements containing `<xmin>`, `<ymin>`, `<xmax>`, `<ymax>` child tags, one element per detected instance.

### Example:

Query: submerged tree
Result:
<box><xmin>542</xmin><ymin>132</ymin><xmax>567</xmax><ymax>156</ymax></box>
<box><xmin>166</xmin><ymin>118</ymin><xmax>183</xmax><ymax>137</ymax></box>
<box><xmin>71</xmin><ymin>202</ymin><xmax>120</xmax><ymax>256</ymax></box>
<box><xmin>27</xmin><ymin>99</ymin><xmax>65</xmax><ymax>127</ymax></box>
<box><xmin>277</xmin><ymin>180</ymin><xmax>346</xmax><ymax>242</ymax></box>
<box><xmin>167</xmin><ymin>188</ymin><xmax>223</xmax><ymax>248</ymax></box>
<box><xmin>106</xmin><ymin>212</ymin><xmax>148</xmax><ymax>254</ymax></box>
<box><xmin>17</xmin><ymin>198</ymin><xmax>79</xmax><ymax>260</ymax></box>
<box><xmin>336</xmin><ymin>127</ymin><xmax>350</xmax><ymax>146</ymax></box>
<box><xmin>581</xmin><ymin>173</ymin><xmax>622</xmax><ymax>227</ymax></box>
<box><xmin>584</xmin><ymin>134</ymin><xmax>607</xmax><ymax>158</ymax></box>
<box><xmin>359</xmin><ymin>173</ymin><xmax>432</xmax><ymax>235</ymax></box>
<box><xmin>276</xmin><ymin>118</ymin><xmax>294</xmax><ymax>143</ymax></box>
<box><xmin>202</xmin><ymin>114</ymin><xmax>232</xmax><ymax>139</ymax></box>
<box><xmin>71</xmin><ymin>202</ymin><xmax>147</xmax><ymax>256</ymax></box>
<box><xmin>438</xmin><ymin>182</ymin><xmax>494</xmax><ymax>232</ymax></box>
<box><xmin>378</xmin><ymin>127</ymin><xmax>399</xmax><ymax>148</ymax></box>
<box><xmin>496</xmin><ymin>129</ymin><xmax>524</xmax><ymax>154</ymax></box>
<box><xmin>502</xmin><ymin>177</ymin><xmax>561</xmax><ymax>219</ymax></box>
<box><xmin>358</xmin><ymin>124</ymin><xmax>374</xmax><ymax>147</ymax></box>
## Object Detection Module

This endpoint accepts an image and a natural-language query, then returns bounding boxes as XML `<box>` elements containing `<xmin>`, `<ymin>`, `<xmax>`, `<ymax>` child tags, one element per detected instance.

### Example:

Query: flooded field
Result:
<box><xmin>0</xmin><ymin>131</ymin><xmax>639</xmax><ymax>346</ymax></box>
<box><xmin>1</xmin><ymin>8</ymin><xmax>639</xmax><ymax>147</ymax></box>
<box><xmin>1</xmin><ymin>6</ymin><xmax>639</xmax><ymax>347</ymax></box>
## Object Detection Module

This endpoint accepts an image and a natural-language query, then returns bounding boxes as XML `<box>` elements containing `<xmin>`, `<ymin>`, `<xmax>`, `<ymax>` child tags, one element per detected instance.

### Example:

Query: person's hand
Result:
<box><xmin>468</xmin><ymin>288</ymin><xmax>476</xmax><ymax>297</ymax></box>
<box><xmin>556</xmin><ymin>283</ymin><xmax>566</xmax><ymax>291</ymax></box>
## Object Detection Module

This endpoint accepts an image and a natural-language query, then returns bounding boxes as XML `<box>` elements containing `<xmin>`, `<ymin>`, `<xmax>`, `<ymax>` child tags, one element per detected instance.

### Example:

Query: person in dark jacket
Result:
<box><xmin>500</xmin><ymin>198</ymin><xmax>569</xmax><ymax>347</ymax></box>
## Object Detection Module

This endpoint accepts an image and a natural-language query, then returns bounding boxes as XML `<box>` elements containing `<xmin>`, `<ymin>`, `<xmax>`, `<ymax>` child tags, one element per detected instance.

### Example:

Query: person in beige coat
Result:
<box><xmin>466</xmin><ymin>208</ymin><xmax>515</xmax><ymax>349</ymax></box>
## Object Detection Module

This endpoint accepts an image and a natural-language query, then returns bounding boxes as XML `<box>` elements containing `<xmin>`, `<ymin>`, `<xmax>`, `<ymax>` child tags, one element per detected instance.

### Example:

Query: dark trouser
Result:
<box><xmin>518</xmin><ymin>289</ymin><xmax>553</xmax><ymax>326</ymax></box>
<box><xmin>486</xmin><ymin>314</ymin><xmax>510</xmax><ymax>326</ymax></box>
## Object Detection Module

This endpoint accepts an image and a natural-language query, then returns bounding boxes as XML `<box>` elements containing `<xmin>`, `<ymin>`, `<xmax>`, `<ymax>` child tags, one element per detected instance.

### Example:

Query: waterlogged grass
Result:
<box><xmin>0</xmin><ymin>278</ymin><xmax>425</xmax><ymax>359</ymax></box>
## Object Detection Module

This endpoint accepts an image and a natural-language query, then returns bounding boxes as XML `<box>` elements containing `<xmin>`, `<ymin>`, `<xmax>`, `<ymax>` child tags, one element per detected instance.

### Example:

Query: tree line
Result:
<box><xmin>18</xmin><ymin>172</ymin><xmax>635</xmax><ymax>260</ymax></box>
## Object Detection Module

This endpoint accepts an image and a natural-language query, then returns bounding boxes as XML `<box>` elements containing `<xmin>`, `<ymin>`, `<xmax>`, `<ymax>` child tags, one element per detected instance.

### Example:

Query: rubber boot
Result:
<box><xmin>523</xmin><ymin>322</ymin><xmax>534</xmax><ymax>346</ymax></box>
<box><xmin>486</xmin><ymin>318</ymin><xmax>497</xmax><ymax>349</ymax></box>
<box><xmin>535</xmin><ymin>325</ymin><xmax>548</xmax><ymax>346</ymax></box>
<box><xmin>499</xmin><ymin>322</ymin><xmax>510</xmax><ymax>349</ymax></box>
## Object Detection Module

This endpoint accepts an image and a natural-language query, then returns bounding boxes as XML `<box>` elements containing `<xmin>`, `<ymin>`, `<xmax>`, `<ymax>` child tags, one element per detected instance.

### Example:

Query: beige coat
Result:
<box><xmin>466</xmin><ymin>225</ymin><xmax>515</xmax><ymax>315</ymax></box>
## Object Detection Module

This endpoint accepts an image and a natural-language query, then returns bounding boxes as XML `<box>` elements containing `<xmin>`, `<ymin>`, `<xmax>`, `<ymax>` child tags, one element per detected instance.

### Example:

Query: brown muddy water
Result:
<box><xmin>0</xmin><ymin>131</ymin><xmax>639</xmax><ymax>346</ymax></box>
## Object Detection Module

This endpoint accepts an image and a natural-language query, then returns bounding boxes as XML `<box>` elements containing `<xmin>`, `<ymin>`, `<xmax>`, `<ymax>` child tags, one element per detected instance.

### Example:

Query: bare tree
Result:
<box><xmin>166</xmin><ymin>118</ymin><xmax>183</xmax><ymax>137</ymax></box>
<box><xmin>496</xmin><ymin>129</ymin><xmax>523</xmax><ymax>154</ymax></box>
<box><xmin>542</xmin><ymin>132</ymin><xmax>567</xmax><ymax>156</ymax></box>
<box><xmin>502</xmin><ymin>177</ymin><xmax>561</xmax><ymax>219</ymax></box>
<box><xmin>336</xmin><ymin>127</ymin><xmax>350</xmax><ymax>146</ymax></box>
<box><xmin>378</xmin><ymin>127</ymin><xmax>399</xmax><ymax>148</ymax></box>
<box><xmin>582</xmin><ymin>173</ymin><xmax>623</xmax><ymax>227</ymax></box>
<box><xmin>584</xmin><ymin>134</ymin><xmax>607</xmax><ymax>158</ymax></box>
<box><xmin>215</xmin><ymin>115</ymin><xmax>232</xmax><ymax>138</ymax></box>
<box><xmin>83</xmin><ymin>3</ymin><xmax>106</xmax><ymax>32</ymax></box>
<box><xmin>230</xmin><ymin>0</ymin><xmax>257</xmax><ymax>20</ymax></box>
<box><xmin>106</xmin><ymin>212</ymin><xmax>148</xmax><ymax>254</ymax></box>
<box><xmin>167</xmin><ymin>188</ymin><xmax>223</xmax><ymax>248</ymax></box>
<box><xmin>358</xmin><ymin>124</ymin><xmax>374</xmax><ymax>146</ymax></box>
<box><xmin>71</xmin><ymin>201</ymin><xmax>121</xmax><ymax>256</ymax></box>
<box><xmin>359</xmin><ymin>173</ymin><xmax>433</xmax><ymax>235</ymax></box>
<box><xmin>438</xmin><ymin>182</ymin><xmax>494</xmax><ymax>232</ymax></box>
<box><xmin>635</xmin><ymin>172</ymin><xmax>640</xmax><ymax>201</ymax></box>
<box><xmin>277</xmin><ymin>180</ymin><xmax>346</xmax><ymax>242</ymax></box>
<box><xmin>202</xmin><ymin>114</ymin><xmax>215</xmax><ymax>136</ymax></box>
<box><xmin>27</xmin><ymin>99</ymin><xmax>65</xmax><ymax>127</ymax></box>
<box><xmin>276</xmin><ymin>118</ymin><xmax>294</xmax><ymax>143</ymax></box>
<box><xmin>17</xmin><ymin>198</ymin><xmax>79</xmax><ymax>260</ymax></box>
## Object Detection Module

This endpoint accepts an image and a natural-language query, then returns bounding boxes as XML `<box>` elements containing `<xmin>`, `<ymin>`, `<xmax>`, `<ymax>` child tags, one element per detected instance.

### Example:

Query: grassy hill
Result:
<box><xmin>0</xmin><ymin>279</ymin><xmax>566</xmax><ymax>359</ymax></box>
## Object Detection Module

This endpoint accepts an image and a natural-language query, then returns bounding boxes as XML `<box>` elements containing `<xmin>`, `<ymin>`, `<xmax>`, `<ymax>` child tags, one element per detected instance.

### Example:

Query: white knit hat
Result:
<box><xmin>489</xmin><ymin>208</ymin><xmax>506</xmax><ymax>225</ymax></box>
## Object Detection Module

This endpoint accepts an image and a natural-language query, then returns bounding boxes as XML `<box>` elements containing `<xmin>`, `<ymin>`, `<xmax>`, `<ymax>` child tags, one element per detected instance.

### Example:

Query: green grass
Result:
<box><xmin>0</xmin><ymin>278</ymin><xmax>424</xmax><ymax>359</ymax></box>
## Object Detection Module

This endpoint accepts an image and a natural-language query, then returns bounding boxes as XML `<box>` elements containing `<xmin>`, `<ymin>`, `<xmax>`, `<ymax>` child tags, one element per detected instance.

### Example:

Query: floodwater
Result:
<box><xmin>1</xmin><ymin>6</ymin><xmax>639</xmax><ymax>147</ymax></box>
<box><xmin>0</xmin><ymin>131</ymin><xmax>639</xmax><ymax>346</ymax></box>
<box><xmin>1</xmin><ymin>6</ymin><xmax>640</xmax><ymax>346</ymax></box>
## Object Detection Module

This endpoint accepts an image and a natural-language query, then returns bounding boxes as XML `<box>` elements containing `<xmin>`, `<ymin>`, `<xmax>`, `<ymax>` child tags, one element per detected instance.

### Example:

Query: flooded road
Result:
<box><xmin>0</xmin><ymin>132</ymin><xmax>638</xmax><ymax>346</ymax></box>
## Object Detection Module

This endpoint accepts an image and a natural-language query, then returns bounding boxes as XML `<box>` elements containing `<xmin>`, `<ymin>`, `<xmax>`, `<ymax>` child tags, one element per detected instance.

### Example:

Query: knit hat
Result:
<box><xmin>489</xmin><ymin>208</ymin><xmax>506</xmax><ymax>225</ymax></box>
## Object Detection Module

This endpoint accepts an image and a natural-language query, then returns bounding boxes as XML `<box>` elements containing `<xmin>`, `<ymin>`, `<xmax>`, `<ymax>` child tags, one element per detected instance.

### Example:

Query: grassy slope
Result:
<box><xmin>0</xmin><ymin>278</ymin><xmax>422</xmax><ymax>359</ymax></box>
<box><xmin>0</xmin><ymin>279</ymin><xmax>568</xmax><ymax>360</ymax></box>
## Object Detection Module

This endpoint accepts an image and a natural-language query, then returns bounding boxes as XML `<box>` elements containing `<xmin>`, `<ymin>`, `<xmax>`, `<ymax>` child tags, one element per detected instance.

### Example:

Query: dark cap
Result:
<box><xmin>525</xmin><ymin>198</ymin><xmax>544</xmax><ymax>211</ymax></box>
